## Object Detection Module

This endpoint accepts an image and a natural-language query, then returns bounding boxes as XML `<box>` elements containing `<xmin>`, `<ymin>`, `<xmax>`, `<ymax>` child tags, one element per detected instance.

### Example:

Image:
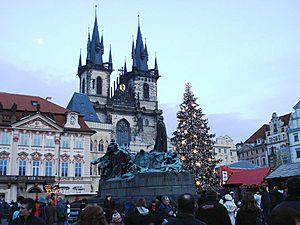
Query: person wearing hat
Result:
<box><xmin>195</xmin><ymin>190</ymin><xmax>231</xmax><ymax>225</ymax></box>
<box><xmin>221</xmin><ymin>194</ymin><xmax>237</xmax><ymax>225</ymax></box>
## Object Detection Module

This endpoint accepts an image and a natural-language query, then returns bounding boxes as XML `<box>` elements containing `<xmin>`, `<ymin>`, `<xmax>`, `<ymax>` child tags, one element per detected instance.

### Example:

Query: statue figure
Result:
<box><xmin>91</xmin><ymin>139</ymin><xmax>138</xmax><ymax>180</ymax></box>
<box><xmin>136</xmin><ymin>112</ymin><xmax>143</xmax><ymax>133</ymax></box>
<box><xmin>154</xmin><ymin>116</ymin><xmax>168</xmax><ymax>152</ymax></box>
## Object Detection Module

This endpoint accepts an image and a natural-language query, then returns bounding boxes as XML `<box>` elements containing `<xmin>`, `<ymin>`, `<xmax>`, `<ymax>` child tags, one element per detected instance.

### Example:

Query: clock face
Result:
<box><xmin>70</xmin><ymin>116</ymin><xmax>75</xmax><ymax>125</ymax></box>
<box><xmin>119</xmin><ymin>84</ymin><xmax>126</xmax><ymax>92</ymax></box>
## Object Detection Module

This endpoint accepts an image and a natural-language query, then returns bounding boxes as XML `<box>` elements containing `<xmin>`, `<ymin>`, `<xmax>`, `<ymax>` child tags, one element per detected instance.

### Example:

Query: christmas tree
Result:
<box><xmin>171</xmin><ymin>83</ymin><xmax>220</xmax><ymax>191</ymax></box>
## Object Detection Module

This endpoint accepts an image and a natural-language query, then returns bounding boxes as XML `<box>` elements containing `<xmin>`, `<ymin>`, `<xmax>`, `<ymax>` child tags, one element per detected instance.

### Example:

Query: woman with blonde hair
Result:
<box><xmin>235</xmin><ymin>192</ymin><xmax>266</xmax><ymax>225</ymax></box>
<box><xmin>74</xmin><ymin>205</ymin><xmax>108</xmax><ymax>225</ymax></box>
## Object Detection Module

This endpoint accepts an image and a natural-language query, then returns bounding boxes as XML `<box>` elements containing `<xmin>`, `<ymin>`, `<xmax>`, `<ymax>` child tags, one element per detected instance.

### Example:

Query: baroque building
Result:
<box><xmin>237</xmin><ymin>124</ymin><xmax>269</xmax><ymax>167</ymax></box>
<box><xmin>266</xmin><ymin>113</ymin><xmax>290</xmax><ymax>168</ymax></box>
<box><xmin>288</xmin><ymin>101</ymin><xmax>300</xmax><ymax>163</ymax></box>
<box><xmin>213</xmin><ymin>135</ymin><xmax>238</xmax><ymax>166</ymax></box>
<box><xmin>67</xmin><ymin>11</ymin><xmax>163</xmax><ymax>166</ymax></box>
<box><xmin>0</xmin><ymin>92</ymin><xmax>94</xmax><ymax>202</ymax></box>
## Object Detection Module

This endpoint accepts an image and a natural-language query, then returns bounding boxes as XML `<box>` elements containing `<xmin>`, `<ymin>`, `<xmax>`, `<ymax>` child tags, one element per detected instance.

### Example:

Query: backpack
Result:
<box><xmin>56</xmin><ymin>204</ymin><xmax>67</xmax><ymax>219</ymax></box>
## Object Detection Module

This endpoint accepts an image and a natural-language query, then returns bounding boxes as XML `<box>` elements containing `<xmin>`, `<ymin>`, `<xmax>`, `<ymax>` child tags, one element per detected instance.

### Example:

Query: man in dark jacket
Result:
<box><xmin>259</xmin><ymin>185</ymin><xmax>271</xmax><ymax>218</ymax></box>
<box><xmin>195</xmin><ymin>190</ymin><xmax>231</xmax><ymax>225</ymax></box>
<box><xmin>166</xmin><ymin>193</ymin><xmax>206</xmax><ymax>225</ymax></box>
<box><xmin>12</xmin><ymin>198</ymin><xmax>46</xmax><ymax>225</ymax></box>
<box><xmin>273</xmin><ymin>177</ymin><xmax>300</xmax><ymax>212</ymax></box>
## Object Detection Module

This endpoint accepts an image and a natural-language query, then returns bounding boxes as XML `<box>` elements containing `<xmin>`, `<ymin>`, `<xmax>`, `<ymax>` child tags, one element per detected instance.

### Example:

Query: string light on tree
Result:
<box><xmin>171</xmin><ymin>83</ymin><xmax>220</xmax><ymax>191</ymax></box>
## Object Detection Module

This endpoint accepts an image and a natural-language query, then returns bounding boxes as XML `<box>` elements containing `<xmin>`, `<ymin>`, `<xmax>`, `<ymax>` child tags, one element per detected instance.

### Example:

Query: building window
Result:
<box><xmin>144</xmin><ymin>119</ymin><xmax>149</xmax><ymax>126</ymax></box>
<box><xmin>75</xmin><ymin>162</ymin><xmax>82</xmax><ymax>177</ymax></box>
<box><xmin>218</xmin><ymin>149</ymin><xmax>221</xmax><ymax>154</ymax></box>
<box><xmin>256</xmin><ymin>149</ymin><xmax>259</xmax><ymax>154</ymax></box>
<box><xmin>143</xmin><ymin>83</ymin><xmax>149</xmax><ymax>99</ymax></box>
<box><xmin>262</xmin><ymin>157</ymin><xmax>266</xmax><ymax>166</ymax></box>
<box><xmin>61</xmin><ymin>162</ymin><xmax>68</xmax><ymax>177</ymax></box>
<box><xmin>74</xmin><ymin>137</ymin><xmax>83</xmax><ymax>149</ymax></box>
<box><xmin>96</xmin><ymin>77</ymin><xmax>102</xmax><ymax>95</ymax></box>
<box><xmin>19</xmin><ymin>133</ymin><xmax>29</xmax><ymax>146</ymax></box>
<box><xmin>296</xmin><ymin>150</ymin><xmax>300</xmax><ymax>159</ymax></box>
<box><xmin>98</xmin><ymin>141</ymin><xmax>104</xmax><ymax>152</ymax></box>
<box><xmin>33</xmin><ymin>134</ymin><xmax>42</xmax><ymax>147</ymax></box>
<box><xmin>256</xmin><ymin>158</ymin><xmax>260</xmax><ymax>166</ymax></box>
<box><xmin>19</xmin><ymin>160</ymin><xmax>26</xmax><ymax>176</ymax></box>
<box><xmin>116</xmin><ymin>119</ymin><xmax>130</xmax><ymax>147</ymax></box>
<box><xmin>0</xmin><ymin>131</ymin><xmax>10</xmax><ymax>145</ymax></box>
<box><xmin>92</xmin><ymin>79</ymin><xmax>95</xmax><ymax>89</ymax></box>
<box><xmin>0</xmin><ymin>160</ymin><xmax>7</xmax><ymax>175</ymax></box>
<box><xmin>32</xmin><ymin>161</ymin><xmax>40</xmax><ymax>176</ymax></box>
<box><xmin>45</xmin><ymin>136</ymin><xmax>55</xmax><ymax>147</ymax></box>
<box><xmin>60</xmin><ymin>136</ymin><xmax>70</xmax><ymax>148</ymax></box>
<box><xmin>90</xmin><ymin>141</ymin><xmax>93</xmax><ymax>152</ymax></box>
<box><xmin>230</xmin><ymin>151</ymin><xmax>233</xmax><ymax>156</ymax></box>
<box><xmin>45</xmin><ymin>161</ymin><xmax>52</xmax><ymax>176</ymax></box>
<box><xmin>294</xmin><ymin>134</ymin><xmax>299</xmax><ymax>142</ymax></box>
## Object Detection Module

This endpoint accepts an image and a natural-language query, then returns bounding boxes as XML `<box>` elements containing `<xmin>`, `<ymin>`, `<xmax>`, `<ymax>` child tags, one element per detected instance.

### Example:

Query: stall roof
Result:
<box><xmin>226</xmin><ymin>167</ymin><xmax>271</xmax><ymax>185</ymax></box>
<box><xmin>265</xmin><ymin>162</ymin><xmax>300</xmax><ymax>180</ymax></box>
<box><xmin>226</xmin><ymin>160</ymin><xmax>259</xmax><ymax>169</ymax></box>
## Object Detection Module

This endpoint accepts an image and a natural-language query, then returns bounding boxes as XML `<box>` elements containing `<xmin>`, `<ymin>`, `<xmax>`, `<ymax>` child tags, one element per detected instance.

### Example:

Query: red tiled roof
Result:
<box><xmin>226</xmin><ymin>167</ymin><xmax>271</xmax><ymax>185</ymax></box>
<box><xmin>0</xmin><ymin>92</ymin><xmax>68</xmax><ymax>114</ymax></box>
<box><xmin>279</xmin><ymin>113</ymin><xmax>291</xmax><ymax>126</ymax></box>
<box><xmin>245</xmin><ymin>124</ymin><xmax>268</xmax><ymax>144</ymax></box>
<box><xmin>0</xmin><ymin>92</ymin><xmax>94</xmax><ymax>133</ymax></box>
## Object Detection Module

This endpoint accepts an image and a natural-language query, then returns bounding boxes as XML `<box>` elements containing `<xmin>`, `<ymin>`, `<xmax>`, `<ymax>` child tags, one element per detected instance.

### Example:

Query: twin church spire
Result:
<box><xmin>78</xmin><ymin>7</ymin><xmax>158</xmax><ymax>75</ymax></box>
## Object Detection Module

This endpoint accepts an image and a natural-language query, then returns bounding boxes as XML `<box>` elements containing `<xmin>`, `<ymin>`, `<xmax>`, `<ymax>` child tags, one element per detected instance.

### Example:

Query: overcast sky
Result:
<box><xmin>0</xmin><ymin>1</ymin><xmax>299</xmax><ymax>143</ymax></box>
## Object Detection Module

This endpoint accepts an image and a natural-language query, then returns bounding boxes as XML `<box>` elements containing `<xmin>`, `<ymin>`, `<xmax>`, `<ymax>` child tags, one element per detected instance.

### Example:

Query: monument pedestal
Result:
<box><xmin>99</xmin><ymin>171</ymin><xmax>196</xmax><ymax>202</ymax></box>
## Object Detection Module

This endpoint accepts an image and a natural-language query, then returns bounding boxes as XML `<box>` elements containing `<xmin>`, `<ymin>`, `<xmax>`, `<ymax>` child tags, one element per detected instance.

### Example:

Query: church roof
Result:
<box><xmin>67</xmin><ymin>93</ymin><xmax>100</xmax><ymax>122</ymax></box>
<box><xmin>265</xmin><ymin>162</ymin><xmax>300</xmax><ymax>179</ymax></box>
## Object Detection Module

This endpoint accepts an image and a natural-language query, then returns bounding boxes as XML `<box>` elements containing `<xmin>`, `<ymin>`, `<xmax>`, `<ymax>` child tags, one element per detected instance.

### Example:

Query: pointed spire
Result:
<box><xmin>145</xmin><ymin>38</ymin><xmax>148</xmax><ymax>59</ymax></box>
<box><xmin>154</xmin><ymin>53</ymin><xmax>158</xmax><ymax>71</ymax></box>
<box><xmin>86</xmin><ymin>28</ymin><xmax>91</xmax><ymax>63</ymax></box>
<box><xmin>134</xmin><ymin>15</ymin><xmax>148</xmax><ymax>71</ymax></box>
<box><xmin>78</xmin><ymin>49</ymin><xmax>82</xmax><ymax>73</ymax></box>
<box><xmin>124</xmin><ymin>57</ymin><xmax>127</xmax><ymax>74</ymax></box>
<box><xmin>109</xmin><ymin>44</ymin><xmax>113</xmax><ymax>70</ymax></box>
<box><xmin>90</xmin><ymin>5</ymin><xmax>103</xmax><ymax>65</ymax></box>
<box><xmin>131</xmin><ymin>36</ymin><xmax>136</xmax><ymax>69</ymax></box>
<box><xmin>100</xmin><ymin>29</ymin><xmax>104</xmax><ymax>54</ymax></box>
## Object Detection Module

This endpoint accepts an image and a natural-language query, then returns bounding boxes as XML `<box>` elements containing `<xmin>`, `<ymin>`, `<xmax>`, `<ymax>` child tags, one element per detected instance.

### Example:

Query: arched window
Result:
<box><xmin>96</xmin><ymin>77</ymin><xmax>102</xmax><ymax>95</ymax></box>
<box><xmin>143</xmin><ymin>83</ymin><xmax>149</xmax><ymax>99</ymax></box>
<box><xmin>82</xmin><ymin>78</ymin><xmax>85</xmax><ymax>94</ymax></box>
<box><xmin>116</xmin><ymin>119</ymin><xmax>130</xmax><ymax>147</ymax></box>
<box><xmin>98</xmin><ymin>140</ymin><xmax>104</xmax><ymax>152</ymax></box>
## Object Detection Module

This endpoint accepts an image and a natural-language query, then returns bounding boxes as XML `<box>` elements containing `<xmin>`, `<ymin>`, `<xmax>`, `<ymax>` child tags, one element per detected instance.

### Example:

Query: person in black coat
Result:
<box><xmin>273</xmin><ymin>177</ymin><xmax>300</xmax><ymax>212</ymax></box>
<box><xmin>166</xmin><ymin>193</ymin><xmax>206</xmax><ymax>225</ymax></box>
<box><xmin>12</xmin><ymin>198</ymin><xmax>46</xmax><ymax>225</ymax></box>
<box><xmin>195</xmin><ymin>190</ymin><xmax>231</xmax><ymax>225</ymax></box>
<box><xmin>235</xmin><ymin>192</ymin><xmax>266</xmax><ymax>225</ymax></box>
<box><xmin>124</xmin><ymin>197</ymin><xmax>154</xmax><ymax>225</ymax></box>
<box><xmin>259</xmin><ymin>186</ymin><xmax>271</xmax><ymax>218</ymax></box>
<box><xmin>103</xmin><ymin>194</ymin><xmax>115</xmax><ymax>223</ymax></box>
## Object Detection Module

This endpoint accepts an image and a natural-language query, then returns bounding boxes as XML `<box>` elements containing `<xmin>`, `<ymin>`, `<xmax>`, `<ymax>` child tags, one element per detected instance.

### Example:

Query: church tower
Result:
<box><xmin>71</xmin><ymin>10</ymin><xmax>163</xmax><ymax>152</ymax></box>
<box><xmin>77</xmin><ymin>6</ymin><xmax>113</xmax><ymax>105</ymax></box>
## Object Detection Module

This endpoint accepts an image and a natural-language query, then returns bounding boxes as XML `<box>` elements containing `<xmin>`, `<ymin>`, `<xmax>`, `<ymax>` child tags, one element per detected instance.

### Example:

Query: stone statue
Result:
<box><xmin>136</xmin><ymin>112</ymin><xmax>143</xmax><ymax>133</ymax></box>
<box><xmin>154</xmin><ymin>116</ymin><xmax>168</xmax><ymax>152</ymax></box>
<box><xmin>92</xmin><ymin>138</ymin><xmax>183</xmax><ymax>181</ymax></box>
<box><xmin>91</xmin><ymin>139</ymin><xmax>138</xmax><ymax>180</ymax></box>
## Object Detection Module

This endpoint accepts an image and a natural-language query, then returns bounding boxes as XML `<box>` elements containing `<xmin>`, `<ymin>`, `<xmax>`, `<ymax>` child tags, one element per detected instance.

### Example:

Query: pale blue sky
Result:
<box><xmin>0</xmin><ymin>1</ymin><xmax>299</xmax><ymax>142</ymax></box>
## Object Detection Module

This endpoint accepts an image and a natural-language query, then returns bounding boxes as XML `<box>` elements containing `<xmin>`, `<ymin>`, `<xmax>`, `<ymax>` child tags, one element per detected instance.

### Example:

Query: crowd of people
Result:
<box><xmin>1</xmin><ymin>177</ymin><xmax>299</xmax><ymax>225</ymax></box>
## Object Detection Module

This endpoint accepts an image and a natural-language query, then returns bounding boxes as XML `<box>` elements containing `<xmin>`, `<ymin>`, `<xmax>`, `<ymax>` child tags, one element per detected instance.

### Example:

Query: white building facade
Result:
<box><xmin>0</xmin><ymin>93</ymin><xmax>95</xmax><ymax>202</ymax></box>
<box><xmin>214</xmin><ymin>135</ymin><xmax>238</xmax><ymax>166</ymax></box>
<box><xmin>288</xmin><ymin>101</ymin><xmax>300</xmax><ymax>163</ymax></box>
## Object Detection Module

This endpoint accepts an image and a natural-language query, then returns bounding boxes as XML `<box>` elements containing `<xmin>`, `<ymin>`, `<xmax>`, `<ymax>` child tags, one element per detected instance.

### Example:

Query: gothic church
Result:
<box><xmin>67</xmin><ymin>11</ymin><xmax>163</xmax><ymax>153</ymax></box>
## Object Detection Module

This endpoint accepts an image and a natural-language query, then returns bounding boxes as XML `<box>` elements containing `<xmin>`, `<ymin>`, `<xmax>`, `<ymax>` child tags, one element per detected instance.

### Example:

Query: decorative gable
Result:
<box><xmin>64</xmin><ymin>112</ymin><xmax>81</xmax><ymax>129</ymax></box>
<box><xmin>12</xmin><ymin>113</ymin><xmax>63</xmax><ymax>132</ymax></box>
